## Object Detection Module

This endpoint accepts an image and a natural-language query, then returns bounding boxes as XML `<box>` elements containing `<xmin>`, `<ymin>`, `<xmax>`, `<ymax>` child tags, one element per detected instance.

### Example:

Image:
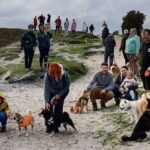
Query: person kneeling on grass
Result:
<box><xmin>86</xmin><ymin>63</ymin><xmax>114</xmax><ymax>111</ymax></box>
<box><xmin>0</xmin><ymin>92</ymin><xmax>9</xmax><ymax>132</ymax></box>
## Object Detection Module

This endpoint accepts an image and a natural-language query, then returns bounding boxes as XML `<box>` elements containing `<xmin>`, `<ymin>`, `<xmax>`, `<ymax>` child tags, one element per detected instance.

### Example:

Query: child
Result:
<box><xmin>0</xmin><ymin>92</ymin><xmax>9</xmax><ymax>132</ymax></box>
<box><xmin>119</xmin><ymin>70</ymin><xmax>138</xmax><ymax>100</ymax></box>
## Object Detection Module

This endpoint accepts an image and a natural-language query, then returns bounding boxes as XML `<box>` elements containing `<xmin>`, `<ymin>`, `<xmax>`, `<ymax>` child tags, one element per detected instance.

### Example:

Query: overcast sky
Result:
<box><xmin>0</xmin><ymin>0</ymin><xmax>150</xmax><ymax>34</ymax></box>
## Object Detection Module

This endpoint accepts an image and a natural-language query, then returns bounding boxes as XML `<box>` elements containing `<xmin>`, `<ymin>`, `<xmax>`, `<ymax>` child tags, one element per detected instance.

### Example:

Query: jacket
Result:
<box><xmin>105</xmin><ymin>36</ymin><xmax>116</xmax><ymax>54</ymax></box>
<box><xmin>119</xmin><ymin>34</ymin><xmax>129</xmax><ymax>52</ymax></box>
<box><xmin>125</xmin><ymin>35</ymin><xmax>140</xmax><ymax>54</ymax></box>
<box><xmin>102</xmin><ymin>27</ymin><xmax>109</xmax><ymax>40</ymax></box>
<box><xmin>20</xmin><ymin>31</ymin><xmax>36</xmax><ymax>50</ymax></box>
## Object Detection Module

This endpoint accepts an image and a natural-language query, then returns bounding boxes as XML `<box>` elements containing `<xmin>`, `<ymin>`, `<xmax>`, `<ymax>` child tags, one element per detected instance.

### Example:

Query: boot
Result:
<box><xmin>54</xmin><ymin>127</ymin><xmax>59</xmax><ymax>133</ymax></box>
<box><xmin>92</xmin><ymin>103</ymin><xmax>98</xmax><ymax>111</ymax></box>
<box><xmin>101</xmin><ymin>102</ymin><xmax>106</xmax><ymax>109</ymax></box>
<box><xmin>0</xmin><ymin>125</ymin><xmax>6</xmax><ymax>133</ymax></box>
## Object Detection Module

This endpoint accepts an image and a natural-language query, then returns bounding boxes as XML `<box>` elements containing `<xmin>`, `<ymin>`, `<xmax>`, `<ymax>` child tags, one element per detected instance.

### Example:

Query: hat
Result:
<box><xmin>0</xmin><ymin>92</ymin><xmax>6</xmax><ymax>99</ymax></box>
<box><xmin>28</xmin><ymin>24</ymin><xmax>34</xmax><ymax>29</ymax></box>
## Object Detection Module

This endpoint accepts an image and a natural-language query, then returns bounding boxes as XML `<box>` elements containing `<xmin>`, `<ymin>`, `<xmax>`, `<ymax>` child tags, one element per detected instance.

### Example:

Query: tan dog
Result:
<box><xmin>70</xmin><ymin>91</ymin><xmax>90</xmax><ymax>114</ymax></box>
<box><xmin>110</xmin><ymin>63</ymin><xmax>120</xmax><ymax>79</ymax></box>
<box><xmin>11</xmin><ymin>111</ymin><xmax>34</xmax><ymax>136</ymax></box>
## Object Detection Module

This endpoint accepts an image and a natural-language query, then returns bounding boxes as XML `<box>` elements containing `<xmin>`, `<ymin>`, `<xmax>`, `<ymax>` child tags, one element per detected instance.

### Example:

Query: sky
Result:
<box><xmin>0</xmin><ymin>0</ymin><xmax>150</xmax><ymax>34</ymax></box>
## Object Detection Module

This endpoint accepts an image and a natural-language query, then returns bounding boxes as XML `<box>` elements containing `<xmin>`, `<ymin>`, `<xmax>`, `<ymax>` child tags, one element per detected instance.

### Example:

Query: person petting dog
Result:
<box><xmin>86</xmin><ymin>63</ymin><xmax>114</xmax><ymax>111</ymax></box>
<box><xmin>0</xmin><ymin>92</ymin><xmax>9</xmax><ymax>132</ymax></box>
<box><xmin>44</xmin><ymin>62</ymin><xmax>70</xmax><ymax>133</ymax></box>
<box><xmin>119</xmin><ymin>70</ymin><xmax>138</xmax><ymax>100</ymax></box>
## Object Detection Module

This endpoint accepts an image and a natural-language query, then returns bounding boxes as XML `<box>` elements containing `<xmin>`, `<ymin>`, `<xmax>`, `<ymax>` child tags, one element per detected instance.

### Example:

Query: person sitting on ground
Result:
<box><xmin>0</xmin><ymin>92</ymin><xmax>9</xmax><ymax>132</ymax></box>
<box><xmin>119</xmin><ymin>70</ymin><xmax>138</xmax><ymax>100</ymax></box>
<box><xmin>86</xmin><ymin>63</ymin><xmax>114</xmax><ymax>111</ymax></box>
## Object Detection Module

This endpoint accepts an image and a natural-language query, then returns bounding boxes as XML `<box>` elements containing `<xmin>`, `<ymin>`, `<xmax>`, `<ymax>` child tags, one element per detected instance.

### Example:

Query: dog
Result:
<box><xmin>110</xmin><ymin>63</ymin><xmax>120</xmax><ymax>79</ymax></box>
<box><xmin>119</xmin><ymin>94</ymin><xmax>148</xmax><ymax>124</ymax></box>
<box><xmin>39</xmin><ymin>109</ymin><xmax>77</xmax><ymax>134</ymax></box>
<box><xmin>70</xmin><ymin>90</ymin><xmax>90</xmax><ymax>114</ymax></box>
<box><xmin>11</xmin><ymin>111</ymin><xmax>34</xmax><ymax>136</ymax></box>
<box><xmin>122</xmin><ymin>91</ymin><xmax>150</xmax><ymax>141</ymax></box>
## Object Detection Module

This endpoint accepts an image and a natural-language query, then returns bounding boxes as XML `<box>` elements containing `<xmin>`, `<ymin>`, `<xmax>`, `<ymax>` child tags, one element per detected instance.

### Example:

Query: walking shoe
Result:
<box><xmin>92</xmin><ymin>103</ymin><xmax>98</xmax><ymax>111</ymax></box>
<box><xmin>101</xmin><ymin>102</ymin><xmax>106</xmax><ymax>109</ymax></box>
<box><xmin>0</xmin><ymin>126</ymin><xmax>6</xmax><ymax>133</ymax></box>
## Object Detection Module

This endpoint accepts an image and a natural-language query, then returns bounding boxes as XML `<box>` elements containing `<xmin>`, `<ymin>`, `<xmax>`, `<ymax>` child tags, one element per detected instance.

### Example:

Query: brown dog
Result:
<box><xmin>110</xmin><ymin>63</ymin><xmax>120</xmax><ymax>78</ymax></box>
<box><xmin>70</xmin><ymin>91</ymin><xmax>90</xmax><ymax>114</ymax></box>
<box><xmin>12</xmin><ymin>111</ymin><xmax>34</xmax><ymax>136</ymax></box>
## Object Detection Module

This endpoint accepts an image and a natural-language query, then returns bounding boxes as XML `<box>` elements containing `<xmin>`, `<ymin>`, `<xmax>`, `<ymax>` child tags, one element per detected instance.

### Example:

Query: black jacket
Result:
<box><xmin>102</xmin><ymin>27</ymin><xmax>109</xmax><ymax>40</ymax></box>
<box><xmin>119</xmin><ymin>34</ymin><xmax>129</xmax><ymax>52</ymax></box>
<box><xmin>105</xmin><ymin>36</ymin><xmax>116</xmax><ymax>54</ymax></box>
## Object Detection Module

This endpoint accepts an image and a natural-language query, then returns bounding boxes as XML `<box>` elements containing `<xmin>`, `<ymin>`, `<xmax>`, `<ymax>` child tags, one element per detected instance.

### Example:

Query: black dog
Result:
<box><xmin>39</xmin><ymin>109</ymin><xmax>77</xmax><ymax>134</ymax></box>
<box><xmin>122</xmin><ymin>95</ymin><xmax>150</xmax><ymax>142</ymax></box>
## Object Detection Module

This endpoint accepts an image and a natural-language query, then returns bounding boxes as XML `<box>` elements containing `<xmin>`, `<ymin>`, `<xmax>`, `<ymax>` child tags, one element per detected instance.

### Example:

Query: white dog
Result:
<box><xmin>119</xmin><ymin>91</ymin><xmax>150</xmax><ymax>123</ymax></box>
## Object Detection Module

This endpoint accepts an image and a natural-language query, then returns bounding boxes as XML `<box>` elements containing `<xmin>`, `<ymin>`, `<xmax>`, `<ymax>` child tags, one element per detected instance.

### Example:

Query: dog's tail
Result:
<box><xmin>70</xmin><ymin>106</ymin><xmax>79</xmax><ymax>114</ymax></box>
<box><xmin>64</xmin><ymin>112</ymin><xmax>78</xmax><ymax>133</ymax></box>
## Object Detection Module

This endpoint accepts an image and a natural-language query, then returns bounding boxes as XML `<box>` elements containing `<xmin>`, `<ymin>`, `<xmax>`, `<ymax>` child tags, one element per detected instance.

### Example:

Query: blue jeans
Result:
<box><xmin>0</xmin><ymin>111</ymin><xmax>7</xmax><ymax>126</ymax></box>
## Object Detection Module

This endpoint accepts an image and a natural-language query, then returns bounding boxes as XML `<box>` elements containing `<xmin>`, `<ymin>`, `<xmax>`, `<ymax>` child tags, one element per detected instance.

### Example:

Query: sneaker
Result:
<box><xmin>0</xmin><ymin>126</ymin><xmax>6</xmax><ymax>133</ymax></box>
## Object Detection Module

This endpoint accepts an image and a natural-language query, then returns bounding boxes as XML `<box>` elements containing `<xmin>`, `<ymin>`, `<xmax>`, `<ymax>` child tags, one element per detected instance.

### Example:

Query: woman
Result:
<box><xmin>0</xmin><ymin>92</ymin><xmax>9</xmax><ymax>132</ymax></box>
<box><xmin>44</xmin><ymin>62</ymin><xmax>70</xmax><ymax>133</ymax></box>
<box><xmin>71</xmin><ymin>19</ymin><xmax>77</xmax><ymax>36</ymax></box>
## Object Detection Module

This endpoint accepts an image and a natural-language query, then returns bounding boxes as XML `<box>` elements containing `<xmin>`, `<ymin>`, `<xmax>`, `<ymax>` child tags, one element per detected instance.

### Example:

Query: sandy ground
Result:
<box><xmin>0</xmin><ymin>38</ymin><xmax>150</xmax><ymax>150</ymax></box>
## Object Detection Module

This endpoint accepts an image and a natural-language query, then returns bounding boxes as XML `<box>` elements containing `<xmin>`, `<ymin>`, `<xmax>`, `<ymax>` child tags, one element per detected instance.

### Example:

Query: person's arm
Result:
<box><xmin>58</xmin><ymin>72</ymin><xmax>70</xmax><ymax>97</ymax></box>
<box><xmin>44</xmin><ymin>73</ymin><xmax>51</xmax><ymax>102</ymax></box>
<box><xmin>0</xmin><ymin>102</ymin><xmax>9</xmax><ymax>112</ymax></box>
<box><xmin>104</xmin><ymin>75</ymin><xmax>114</xmax><ymax>91</ymax></box>
<box><xmin>87</xmin><ymin>73</ymin><xmax>97</xmax><ymax>90</ymax></box>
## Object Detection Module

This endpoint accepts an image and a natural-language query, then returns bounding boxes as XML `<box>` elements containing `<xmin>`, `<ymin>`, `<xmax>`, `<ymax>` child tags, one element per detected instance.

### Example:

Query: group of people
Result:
<box><xmin>21</xmin><ymin>24</ymin><xmax>52</xmax><ymax>71</ymax></box>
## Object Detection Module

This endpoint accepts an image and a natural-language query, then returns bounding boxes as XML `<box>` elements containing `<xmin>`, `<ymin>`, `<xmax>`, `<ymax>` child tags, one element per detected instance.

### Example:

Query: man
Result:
<box><xmin>140</xmin><ymin>29</ymin><xmax>150</xmax><ymax>90</ymax></box>
<box><xmin>55</xmin><ymin>16</ymin><xmax>61</xmax><ymax>35</ymax></box>
<box><xmin>102</xmin><ymin>23</ymin><xmax>109</xmax><ymax>45</ymax></box>
<box><xmin>38</xmin><ymin>14</ymin><xmax>45</xmax><ymax>26</ymax></box>
<box><xmin>119</xmin><ymin>29</ymin><xmax>129</xmax><ymax>64</ymax></box>
<box><xmin>125</xmin><ymin>28</ymin><xmax>140</xmax><ymax>75</ymax></box>
<box><xmin>20</xmin><ymin>24</ymin><xmax>36</xmax><ymax>71</ymax></box>
<box><xmin>86</xmin><ymin>63</ymin><xmax>114</xmax><ymax>111</ymax></box>
<box><xmin>104</xmin><ymin>34</ymin><xmax>116</xmax><ymax>68</ymax></box>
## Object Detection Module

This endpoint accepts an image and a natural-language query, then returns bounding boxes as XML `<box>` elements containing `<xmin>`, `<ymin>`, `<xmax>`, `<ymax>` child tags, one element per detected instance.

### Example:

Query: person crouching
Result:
<box><xmin>86</xmin><ymin>63</ymin><xmax>114</xmax><ymax>111</ymax></box>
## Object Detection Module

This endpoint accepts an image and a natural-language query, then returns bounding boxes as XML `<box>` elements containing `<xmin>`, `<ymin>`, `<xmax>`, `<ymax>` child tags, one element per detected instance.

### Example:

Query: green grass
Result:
<box><xmin>0</xmin><ymin>67</ymin><xmax>7</xmax><ymax>76</ymax></box>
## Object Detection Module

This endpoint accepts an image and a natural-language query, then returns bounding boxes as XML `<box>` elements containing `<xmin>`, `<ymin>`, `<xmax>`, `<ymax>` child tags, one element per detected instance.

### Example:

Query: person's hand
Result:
<box><xmin>50</xmin><ymin>96</ymin><xmax>59</xmax><ymax>105</ymax></box>
<box><xmin>55</xmin><ymin>94</ymin><xmax>60</xmax><ymax>100</ymax></box>
<box><xmin>100</xmin><ymin>89</ymin><xmax>106</xmax><ymax>94</ymax></box>
<box><xmin>45</xmin><ymin>102</ymin><xmax>50</xmax><ymax>110</ymax></box>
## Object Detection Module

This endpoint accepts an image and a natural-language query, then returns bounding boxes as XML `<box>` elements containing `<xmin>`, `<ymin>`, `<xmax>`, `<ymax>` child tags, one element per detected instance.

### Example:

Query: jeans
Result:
<box><xmin>0</xmin><ymin>111</ymin><xmax>7</xmax><ymax>126</ymax></box>
<box><xmin>104</xmin><ymin>52</ymin><xmax>114</xmax><ymax>68</ymax></box>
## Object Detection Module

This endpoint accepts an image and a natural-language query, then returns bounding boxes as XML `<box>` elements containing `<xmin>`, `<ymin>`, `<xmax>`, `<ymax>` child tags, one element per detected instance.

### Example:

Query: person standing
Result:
<box><xmin>89</xmin><ymin>24</ymin><xmax>94</xmax><ymax>35</ymax></box>
<box><xmin>125</xmin><ymin>28</ymin><xmax>140</xmax><ymax>75</ymax></box>
<box><xmin>119</xmin><ymin>29</ymin><xmax>129</xmax><ymax>64</ymax></box>
<box><xmin>64</xmin><ymin>18</ymin><xmax>69</xmax><ymax>36</ymax></box>
<box><xmin>37</xmin><ymin>24</ymin><xmax>52</xmax><ymax>70</ymax></box>
<box><xmin>71</xmin><ymin>19</ymin><xmax>77</xmax><ymax>36</ymax></box>
<box><xmin>38</xmin><ymin>14</ymin><xmax>45</xmax><ymax>28</ymax></box>
<box><xmin>33</xmin><ymin>16</ymin><xmax>38</xmax><ymax>31</ymax></box>
<box><xmin>140</xmin><ymin>29</ymin><xmax>150</xmax><ymax>90</ymax></box>
<box><xmin>86</xmin><ymin>63</ymin><xmax>114</xmax><ymax>111</ymax></box>
<box><xmin>55</xmin><ymin>16</ymin><xmax>61</xmax><ymax>35</ymax></box>
<box><xmin>102</xmin><ymin>23</ymin><xmax>109</xmax><ymax>45</ymax></box>
<box><xmin>21</xmin><ymin>24</ymin><xmax>36</xmax><ymax>71</ymax></box>
<box><xmin>47</xmin><ymin>14</ymin><xmax>51</xmax><ymax>29</ymax></box>
<box><xmin>82</xmin><ymin>22</ymin><xmax>87</xmax><ymax>32</ymax></box>
<box><xmin>44</xmin><ymin>62</ymin><xmax>70</xmax><ymax>133</ymax></box>
<box><xmin>104</xmin><ymin>34</ymin><xmax>116</xmax><ymax>68</ymax></box>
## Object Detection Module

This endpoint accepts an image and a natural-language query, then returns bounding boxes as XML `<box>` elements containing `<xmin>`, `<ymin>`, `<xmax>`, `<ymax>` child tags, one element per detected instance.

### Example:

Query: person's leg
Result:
<box><xmin>24</xmin><ymin>48</ymin><xmax>29</xmax><ymax>69</ymax></box>
<box><xmin>0</xmin><ymin>111</ymin><xmax>7</xmax><ymax>132</ymax></box>
<box><xmin>28</xmin><ymin>49</ymin><xmax>34</xmax><ymax>69</ymax></box>
<box><xmin>109</xmin><ymin>54</ymin><xmax>114</xmax><ymax>68</ymax></box>
<box><xmin>113</xmin><ymin>86</ymin><xmax>121</xmax><ymax>105</ymax></box>
<box><xmin>43</xmin><ymin>49</ymin><xmax>49</xmax><ymax>69</ymax></box>
<box><xmin>123</xmin><ymin>52</ymin><xmax>129</xmax><ymax>64</ymax></box>
<box><xmin>104</xmin><ymin>52</ymin><xmax>109</xmax><ymax>64</ymax></box>
<box><xmin>39</xmin><ymin>49</ymin><xmax>44</xmax><ymax>69</ymax></box>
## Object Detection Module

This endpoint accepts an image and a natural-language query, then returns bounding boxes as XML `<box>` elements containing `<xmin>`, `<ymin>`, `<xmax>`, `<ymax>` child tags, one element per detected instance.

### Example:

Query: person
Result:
<box><xmin>0</xmin><ymin>92</ymin><xmax>9</xmax><ymax>132</ymax></box>
<box><xmin>71</xmin><ymin>19</ymin><xmax>77</xmax><ymax>36</ymax></box>
<box><xmin>82</xmin><ymin>22</ymin><xmax>87</xmax><ymax>33</ymax></box>
<box><xmin>104</xmin><ymin>34</ymin><xmax>116</xmax><ymax>68</ymax></box>
<box><xmin>37</xmin><ymin>24</ymin><xmax>52</xmax><ymax>70</ymax></box>
<box><xmin>89</xmin><ymin>24</ymin><xmax>94</xmax><ymax>35</ymax></box>
<box><xmin>20</xmin><ymin>24</ymin><xmax>36</xmax><ymax>71</ymax></box>
<box><xmin>102</xmin><ymin>23</ymin><xmax>109</xmax><ymax>45</ymax></box>
<box><xmin>38</xmin><ymin>14</ymin><xmax>45</xmax><ymax>27</ymax></box>
<box><xmin>119</xmin><ymin>29</ymin><xmax>129</xmax><ymax>64</ymax></box>
<box><xmin>86</xmin><ymin>63</ymin><xmax>114</xmax><ymax>111</ymax></box>
<box><xmin>33</xmin><ymin>16</ymin><xmax>38</xmax><ymax>31</ymax></box>
<box><xmin>140</xmin><ymin>29</ymin><xmax>150</xmax><ymax>90</ymax></box>
<box><xmin>55</xmin><ymin>16</ymin><xmax>61</xmax><ymax>35</ymax></box>
<box><xmin>125</xmin><ymin>28</ymin><xmax>140</xmax><ymax>75</ymax></box>
<box><xmin>44</xmin><ymin>62</ymin><xmax>70</xmax><ymax>133</ymax></box>
<box><xmin>47</xmin><ymin>14</ymin><xmax>51</xmax><ymax>29</ymax></box>
<box><xmin>119</xmin><ymin>70</ymin><xmax>138</xmax><ymax>100</ymax></box>
<box><xmin>64</xmin><ymin>18</ymin><xmax>69</xmax><ymax>36</ymax></box>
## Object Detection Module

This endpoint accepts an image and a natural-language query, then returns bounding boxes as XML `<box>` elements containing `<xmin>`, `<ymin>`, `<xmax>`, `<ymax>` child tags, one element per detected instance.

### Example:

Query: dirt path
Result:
<box><xmin>0</xmin><ymin>37</ymin><xmax>149</xmax><ymax>150</ymax></box>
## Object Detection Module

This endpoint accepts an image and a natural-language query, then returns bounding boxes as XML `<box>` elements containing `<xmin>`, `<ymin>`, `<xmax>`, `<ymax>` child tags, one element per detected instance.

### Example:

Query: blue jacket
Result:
<box><xmin>125</xmin><ymin>35</ymin><xmax>140</xmax><ymax>54</ymax></box>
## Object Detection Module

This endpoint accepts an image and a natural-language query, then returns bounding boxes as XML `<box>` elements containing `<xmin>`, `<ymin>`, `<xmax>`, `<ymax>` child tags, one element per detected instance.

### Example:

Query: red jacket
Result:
<box><xmin>55</xmin><ymin>18</ymin><xmax>61</xmax><ymax>26</ymax></box>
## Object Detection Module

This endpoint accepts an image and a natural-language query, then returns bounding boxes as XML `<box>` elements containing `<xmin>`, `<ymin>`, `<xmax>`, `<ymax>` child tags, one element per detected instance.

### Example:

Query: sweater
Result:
<box><xmin>44</xmin><ymin>71</ymin><xmax>70</xmax><ymax>102</ymax></box>
<box><xmin>125</xmin><ymin>35</ymin><xmax>140</xmax><ymax>54</ymax></box>
<box><xmin>87</xmin><ymin>71</ymin><xmax>114</xmax><ymax>91</ymax></box>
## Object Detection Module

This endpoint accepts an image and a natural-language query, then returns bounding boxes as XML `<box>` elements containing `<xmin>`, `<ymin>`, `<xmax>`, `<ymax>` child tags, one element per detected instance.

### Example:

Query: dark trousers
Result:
<box><xmin>122</xmin><ymin>52</ymin><xmax>129</xmax><ymax>64</ymax></box>
<box><xmin>39</xmin><ymin>48</ymin><xmax>49</xmax><ymax>69</ymax></box>
<box><xmin>24</xmin><ymin>48</ymin><xmax>34</xmax><ymax>69</ymax></box>
<box><xmin>141</xmin><ymin>74</ymin><xmax>150</xmax><ymax>90</ymax></box>
<box><xmin>113</xmin><ymin>85</ymin><xmax>121</xmax><ymax>104</ymax></box>
<box><xmin>104</xmin><ymin>52</ymin><xmax>114</xmax><ymax>68</ymax></box>
<box><xmin>55</xmin><ymin>26</ymin><xmax>60</xmax><ymax>34</ymax></box>
<box><xmin>0</xmin><ymin>111</ymin><xmax>7</xmax><ymax>126</ymax></box>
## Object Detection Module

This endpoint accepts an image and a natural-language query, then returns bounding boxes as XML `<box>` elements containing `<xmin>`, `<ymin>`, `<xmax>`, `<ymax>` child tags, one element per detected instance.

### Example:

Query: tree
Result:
<box><xmin>121</xmin><ymin>10</ymin><xmax>145</xmax><ymax>35</ymax></box>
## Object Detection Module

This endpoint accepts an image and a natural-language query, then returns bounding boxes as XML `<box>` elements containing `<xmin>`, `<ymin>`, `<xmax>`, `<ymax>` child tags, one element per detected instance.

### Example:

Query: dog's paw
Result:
<box><xmin>25</xmin><ymin>133</ymin><xmax>29</xmax><ymax>137</ymax></box>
